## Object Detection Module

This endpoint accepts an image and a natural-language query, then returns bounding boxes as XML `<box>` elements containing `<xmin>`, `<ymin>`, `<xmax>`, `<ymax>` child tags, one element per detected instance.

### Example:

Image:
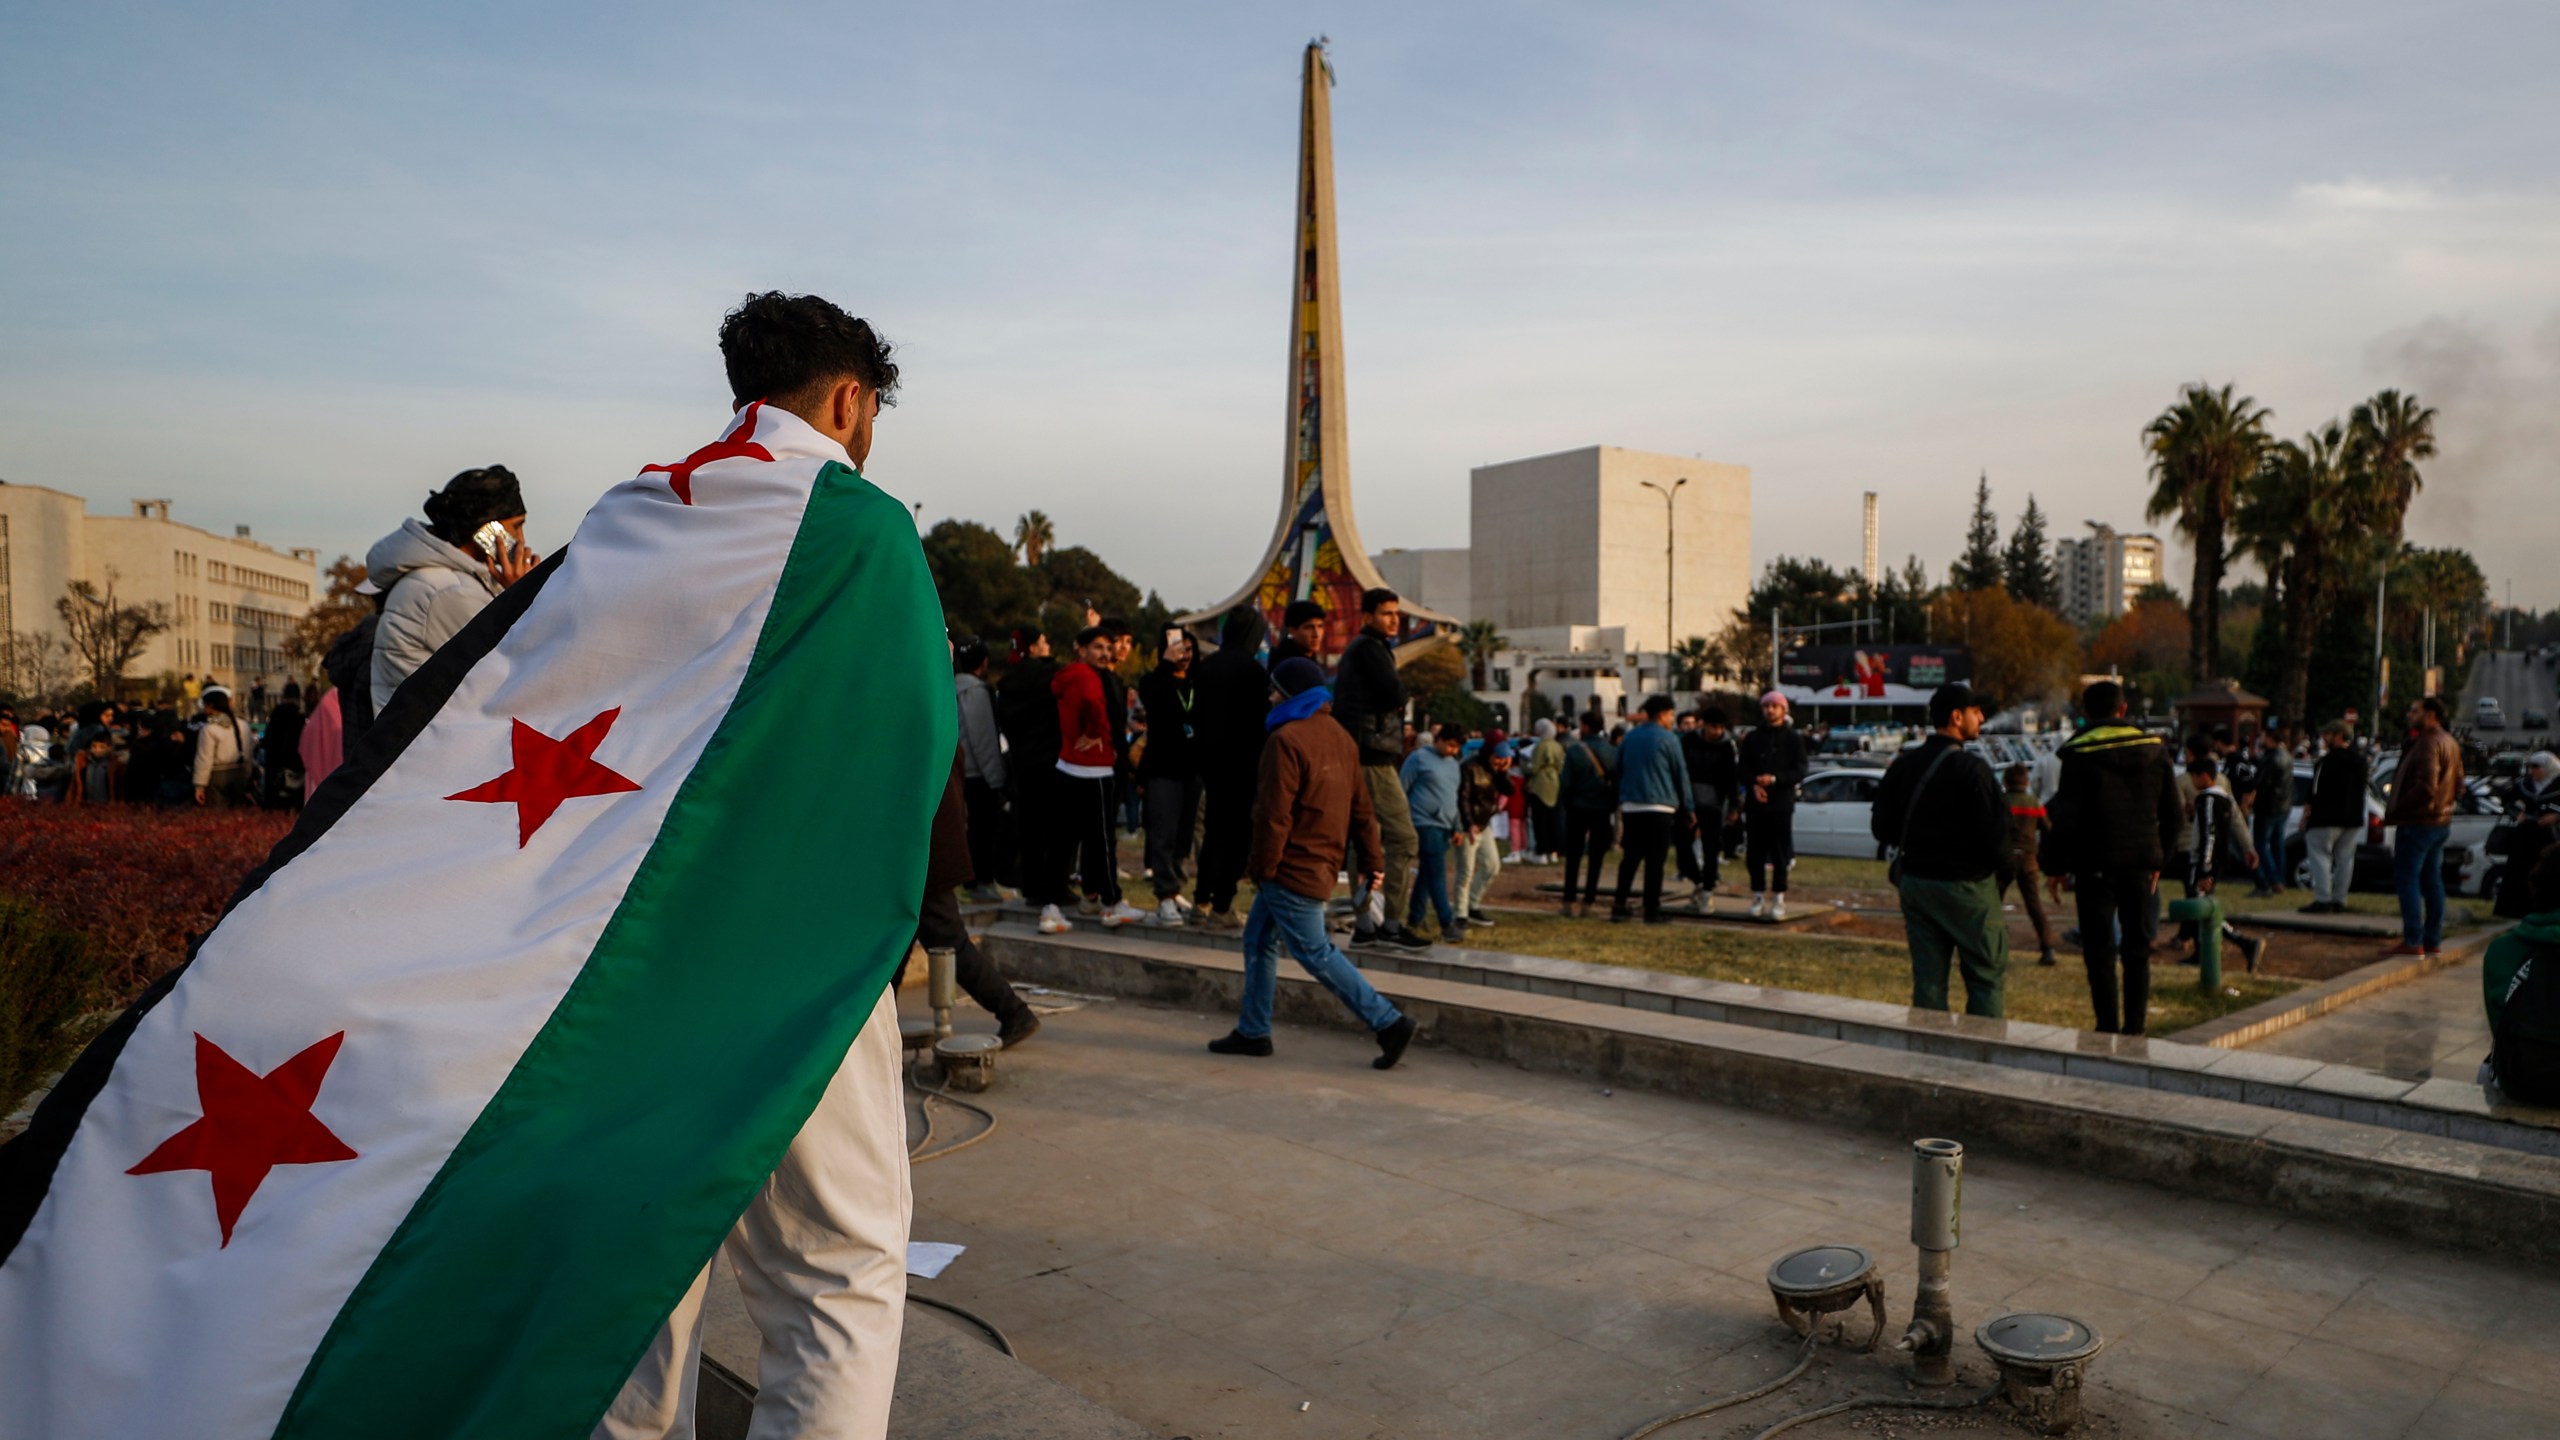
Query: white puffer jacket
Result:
<box><xmin>365</xmin><ymin>518</ymin><xmax>501</xmax><ymax>704</ymax></box>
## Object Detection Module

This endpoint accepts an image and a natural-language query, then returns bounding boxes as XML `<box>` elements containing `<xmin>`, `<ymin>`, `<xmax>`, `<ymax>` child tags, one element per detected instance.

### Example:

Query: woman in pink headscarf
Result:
<box><xmin>300</xmin><ymin>686</ymin><xmax>345</xmax><ymax>792</ymax></box>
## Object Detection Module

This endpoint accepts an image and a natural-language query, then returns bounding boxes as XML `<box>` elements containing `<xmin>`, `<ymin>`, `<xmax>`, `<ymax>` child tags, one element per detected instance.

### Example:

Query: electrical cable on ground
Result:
<box><xmin>1618</xmin><ymin>1331</ymin><xmax>1821</xmax><ymax>1439</ymax></box>
<box><xmin>906</xmin><ymin>1069</ymin><xmax>999</xmax><ymax>1164</ymax></box>
<box><xmin>1746</xmin><ymin>1383</ymin><xmax>2001</xmax><ymax>1439</ymax></box>
<box><xmin>905</xmin><ymin>1293</ymin><xmax>1017</xmax><ymax>1357</ymax></box>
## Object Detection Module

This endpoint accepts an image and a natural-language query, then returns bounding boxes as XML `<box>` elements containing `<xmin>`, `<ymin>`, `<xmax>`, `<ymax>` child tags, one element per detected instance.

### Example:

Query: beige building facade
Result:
<box><xmin>1468</xmin><ymin>445</ymin><xmax>1750</xmax><ymax>654</ymax></box>
<box><xmin>0</xmin><ymin>482</ymin><xmax>317</xmax><ymax>699</ymax></box>
<box><xmin>2054</xmin><ymin>521</ymin><xmax>2164</xmax><ymax>626</ymax></box>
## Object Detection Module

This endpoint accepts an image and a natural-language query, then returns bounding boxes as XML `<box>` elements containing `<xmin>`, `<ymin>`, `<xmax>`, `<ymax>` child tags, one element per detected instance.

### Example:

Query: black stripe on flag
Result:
<box><xmin>0</xmin><ymin>552</ymin><xmax>566</xmax><ymax>1262</ymax></box>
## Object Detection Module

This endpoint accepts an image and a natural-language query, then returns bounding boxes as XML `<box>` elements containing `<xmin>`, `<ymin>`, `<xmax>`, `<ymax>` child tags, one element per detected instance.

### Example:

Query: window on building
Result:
<box><xmin>1490</xmin><ymin>667</ymin><xmax>1511</xmax><ymax>691</ymax></box>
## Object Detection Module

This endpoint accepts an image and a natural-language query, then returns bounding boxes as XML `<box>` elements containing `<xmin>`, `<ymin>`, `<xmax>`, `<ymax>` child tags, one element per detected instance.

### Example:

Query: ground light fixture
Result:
<box><xmin>1618</xmin><ymin>1136</ymin><xmax>2109</xmax><ymax>1438</ymax></box>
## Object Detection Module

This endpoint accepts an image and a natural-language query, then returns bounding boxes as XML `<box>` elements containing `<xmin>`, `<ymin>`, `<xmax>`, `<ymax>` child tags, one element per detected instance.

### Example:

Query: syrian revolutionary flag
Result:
<box><xmin>0</xmin><ymin>402</ymin><xmax>953</xmax><ymax>1440</ymax></box>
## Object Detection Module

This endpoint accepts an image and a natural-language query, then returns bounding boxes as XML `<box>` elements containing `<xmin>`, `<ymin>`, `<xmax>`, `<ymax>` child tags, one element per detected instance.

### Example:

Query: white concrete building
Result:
<box><xmin>0</xmin><ymin>483</ymin><xmax>318</xmax><ymax>699</ymax></box>
<box><xmin>2054</xmin><ymin>522</ymin><xmax>2164</xmax><ymax>626</ymax></box>
<box><xmin>1369</xmin><ymin>547</ymin><xmax>1470</xmax><ymax>621</ymax></box>
<box><xmin>1467</xmin><ymin>445</ymin><xmax>1750</xmax><ymax>655</ymax></box>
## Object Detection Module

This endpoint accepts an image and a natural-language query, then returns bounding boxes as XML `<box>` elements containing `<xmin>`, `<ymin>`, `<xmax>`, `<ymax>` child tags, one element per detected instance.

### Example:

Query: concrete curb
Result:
<box><xmin>2177</xmin><ymin>921</ymin><xmax>2513</xmax><ymax>1049</ymax></box>
<box><xmin>981</xmin><ymin>924</ymin><xmax>2560</xmax><ymax>1266</ymax></box>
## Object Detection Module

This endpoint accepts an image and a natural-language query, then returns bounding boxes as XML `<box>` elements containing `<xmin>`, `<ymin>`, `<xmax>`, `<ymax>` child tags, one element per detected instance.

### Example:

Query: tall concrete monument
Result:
<box><xmin>1187</xmin><ymin>40</ymin><xmax>1449</xmax><ymax>662</ymax></box>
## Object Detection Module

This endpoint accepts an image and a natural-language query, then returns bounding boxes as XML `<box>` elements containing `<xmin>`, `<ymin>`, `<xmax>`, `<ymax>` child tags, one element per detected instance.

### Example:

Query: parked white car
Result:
<box><xmin>1793</xmin><ymin>767</ymin><xmax>1886</xmax><ymax>859</ymax></box>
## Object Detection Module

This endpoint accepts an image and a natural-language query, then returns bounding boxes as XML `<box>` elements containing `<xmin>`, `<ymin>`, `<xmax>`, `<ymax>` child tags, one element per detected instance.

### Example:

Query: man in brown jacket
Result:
<box><xmin>1208</xmin><ymin>657</ymin><xmax>1418</xmax><ymax>1069</ymax></box>
<box><xmin>2384</xmin><ymin>694</ymin><xmax>2465</xmax><ymax>958</ymax></box>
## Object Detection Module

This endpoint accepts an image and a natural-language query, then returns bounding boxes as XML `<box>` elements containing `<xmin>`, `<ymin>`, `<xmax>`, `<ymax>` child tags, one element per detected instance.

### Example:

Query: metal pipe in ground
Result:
<box><xmin>1898</xmin><ymin>1137</ymin><xmax>1963</xmax><ymax>1386</ymax></box>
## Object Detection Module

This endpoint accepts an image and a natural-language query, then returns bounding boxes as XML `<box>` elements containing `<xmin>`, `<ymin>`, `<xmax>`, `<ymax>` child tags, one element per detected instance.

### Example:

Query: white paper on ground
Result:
<box><xmin>906</xmin><ymin>1241</ymin><xmax>967</xmax><ymax>1279</ymax></box>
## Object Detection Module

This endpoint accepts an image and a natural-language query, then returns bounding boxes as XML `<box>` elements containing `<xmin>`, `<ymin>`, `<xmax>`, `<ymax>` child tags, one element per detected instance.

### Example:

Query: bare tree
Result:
<box><xmin>1</xmin><ymin>630</ymin><xmax>78</xmax><ymax>707</ymax></box>
<box><xmin>57</xmin><ymin>573</ymin><xmax>170</xmax><ymax>700</ymax></box>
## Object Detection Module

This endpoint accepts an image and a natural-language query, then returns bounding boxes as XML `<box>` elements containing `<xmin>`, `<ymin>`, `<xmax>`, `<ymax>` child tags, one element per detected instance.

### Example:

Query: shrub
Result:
<box><xmin>0</xmin><ymin>806</ymin><xmax>294</xmax><ymax>1002</ymax></box>
<box><xmin>0</xmin><ymin>896</ymin><xmax>100</xmax><ymax>1121</ymax></box>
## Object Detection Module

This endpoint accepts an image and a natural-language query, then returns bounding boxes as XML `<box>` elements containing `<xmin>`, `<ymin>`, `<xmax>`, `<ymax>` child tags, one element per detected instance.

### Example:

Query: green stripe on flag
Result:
<box><xmin>275</xmin><ymin>463</ymin><xmax>952</xmax><ymax>1439</ymax></box>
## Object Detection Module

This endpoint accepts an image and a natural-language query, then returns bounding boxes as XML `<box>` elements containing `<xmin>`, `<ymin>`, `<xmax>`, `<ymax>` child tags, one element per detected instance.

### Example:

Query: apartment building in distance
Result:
<box><xmin>2054</xmin><ymin>521</ymin><xmax>2164</xmax><ymax>626</ymax></box>
<box><xmin>0</xmin><ymin>482</ymin><xmax>318</xmax><ymax>697</ymax></box>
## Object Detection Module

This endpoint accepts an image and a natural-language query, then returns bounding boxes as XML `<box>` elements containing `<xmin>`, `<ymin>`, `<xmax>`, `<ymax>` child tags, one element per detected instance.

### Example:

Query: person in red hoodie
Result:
<box><xmin>1041</xmin><ymin>626</ymin><xmax>1144</xmax><ymax>932</ymax></box>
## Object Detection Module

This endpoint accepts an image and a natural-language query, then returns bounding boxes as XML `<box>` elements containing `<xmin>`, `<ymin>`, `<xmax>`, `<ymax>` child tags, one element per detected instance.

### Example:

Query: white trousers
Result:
<box><xmin>2304</xmin><ymin>825</ymin><xmax>2361</xmax><ymax>906</ymax></box>
<box><xmin>1450</xmin><ymin>829</ymin><xmax>1502</xmax><ymax>914</ymax></box>
<box><xmin>594</xmin><ymin>987</ymin><xmax>911</xmax><ymax>1440</ymax></box>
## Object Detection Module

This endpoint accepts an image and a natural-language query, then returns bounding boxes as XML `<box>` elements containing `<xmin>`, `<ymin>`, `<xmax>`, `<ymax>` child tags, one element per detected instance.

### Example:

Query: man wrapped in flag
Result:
<box><xmin>0</xmin><ymin>291</ymin><xmax>950</xmax><ymax>1440</ymax></box>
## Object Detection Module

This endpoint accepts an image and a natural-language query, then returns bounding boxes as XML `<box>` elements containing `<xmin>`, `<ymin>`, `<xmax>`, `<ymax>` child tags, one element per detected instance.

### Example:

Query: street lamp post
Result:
<box><xmin>1639</xmin><ymin>477</ymin><xmax>1687</xmax><ymax>663</ymax></box>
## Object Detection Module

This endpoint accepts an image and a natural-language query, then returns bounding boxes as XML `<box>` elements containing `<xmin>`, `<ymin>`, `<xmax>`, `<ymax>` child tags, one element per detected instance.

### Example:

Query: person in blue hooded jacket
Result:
<box><xmin>1610</xmin><ymin>695</ymin><xmax>1693</xmax><ymax>923</ymax></box>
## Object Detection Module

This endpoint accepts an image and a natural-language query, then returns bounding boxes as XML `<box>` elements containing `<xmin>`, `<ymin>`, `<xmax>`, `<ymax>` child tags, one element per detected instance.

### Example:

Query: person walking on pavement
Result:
<box><xmin>1206</xmin><ymin>657</ymin><xmax>1418</xmax><ymax>1069</ymax></box>
<box><xmin>2248</xmin><ymin>726</ymin><xmax>2295</xmax><ymax>897</ymax></box>
<box><xmin>1611</xmin><ymin>696</ymin><xmax>1693</xmax><ymax>924</ymax></box>
<box><xmin>1042</xmin><ymin>626</ymin><xmax>1143</xmax><ymax>932</ymax></box>
<box><xmin>1523</xmin><ymin>718</ymin><xmax>1565</xmax><ymax>864</ymax></box>
<box><xmin>2384</xmin><ymin>694</ymin><xmax>2465</xmax><ymax>959</ymax></box>
<box><xmin>1268</xmin><ymin>598</ymin><xmax>1328</xmax><ymax>672</ymax></box>
<box><xmin>1332</xmin><ymin>588</ymin><xmax>1425</xmax><ymax>947</ymax></box>
<box><xmin>1452</xmin><ymin>739</ymin><xmax>1514</xmax><ymax>928</ymax></box>
<box><xmin>996</xmin><ymin>627</ymin><xmax>1062</xmax><ymax>901</ymax></box>
<box><xmin>1676</xmin><ymin>705</ymin><xmax>1740</xmax><ymax>913</ymax></box>
<box><xmin>1872</xmin><ymin>683</ymin><xmax>2011</xmax><ymax>1017</ymax></box>
<box><xmin>1400</xmin><ymin>723</ymin><xmax>1467</xmax><ymax>941</ymax></box>
<box><xmin>1191</xmin><ymin>605</ymin><xmax>1272</xmax><ymax>932</ymax></box>
<box><xmin>2181</xmin><ymin>755</ymin><xmax>2268</xmax><ymax>971</ymax></box>
<box><xmin>1998</xmin><ymin>763</ymin><xmax>2059</xmax><ymax>966</ymax></box>
<box><xmin>1559</xmin><ymin>711</ymin><xmax>1619</xmax><ymax>916</ymax></box>
<box><xmin>952</xmin><ymin>637</ymin><xmax>1012</xmax><ymax>901</ymax></box>
<box><xmin>2300</xmin><ymin>721</ymin><xmax>2369</xmax><ymax>914</ymax></box>
<box><xmin>2047</xmin><ymin>681</ymin><xmax>2184</xmax><ymax>1034</ymax></box>
<box><xmin>1138</xmin><ymin>626</ymin><xmax>1204</xmax><ymax>923</ymax></box>
<box><xmin>1738</xmin><ymin>690</ymin><xmax>1810</xmax><ymax>919</ymax></box>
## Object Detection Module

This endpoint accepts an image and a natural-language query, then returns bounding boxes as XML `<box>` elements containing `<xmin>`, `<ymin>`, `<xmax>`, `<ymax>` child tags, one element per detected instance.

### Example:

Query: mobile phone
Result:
<box><xmin>471</xmin><ymin>521</ymin><xmax>512</xmax><ymax>560</ymax></box>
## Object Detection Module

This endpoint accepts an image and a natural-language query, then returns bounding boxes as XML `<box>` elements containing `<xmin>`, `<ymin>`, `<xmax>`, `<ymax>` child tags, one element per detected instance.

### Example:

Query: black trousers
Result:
<box><xmin>1197</xmin><ymin>766</ymin><xmax>1255</xmax><ymax>913</ymax></box>
<box><xmin>1614</xmin><ymin>810</ymin><xmax>1678</xmax><ymax>917</ymax></box>
<box><xmin>1677</xmin><ymin>793</ymin><xmax>1724</xmax><ymax>890</ymax></box>
<box><xmin>1746</xmin><ymin>805</ymin><xmax>1795</xmax><ymax>894</ymax></box>
<box><xmin>963</xmin><ymin>775</ymin><xmax>1012</xmax><ymax>890</ymax></box>
<box><xmin>1143</xmin><ymin>774</ymin><xmax>1203</xmax><ymax>902</ymax></box>
<box><xmin>1562</xmin><ymin>806</ymin><xmax>1617</xmax><ymax>906</ymax></box>
<box><xmin>1049</xmin><ymin>772</ymin><xmax>1121</xmax><ymax>906</ymax></box>
<box><xmin>2076</xmin><ymin>868</ymin><xmax>2159</xmax><ymax>1035</ymax></box>
<box><xmin>908</xmin><ymin>885</ymin><xmax>1032</xmax><ymax>1027</ymax></box>
<box><xmin>1011</xmin><ymin>767</ymin><xmax>1055</xmax><ymax>901</ymax></box>
<box><xmin>1528</xmin><ymin>799</ymin><xmax>1559</xmax><ymax>857</ymax></box>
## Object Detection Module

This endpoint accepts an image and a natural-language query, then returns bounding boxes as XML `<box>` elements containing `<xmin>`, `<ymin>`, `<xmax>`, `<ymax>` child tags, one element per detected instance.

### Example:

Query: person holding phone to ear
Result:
<box><xmin>364</xmin><ymin>465</ymin><xmax>539</xmax><ymax>700</ymax></box>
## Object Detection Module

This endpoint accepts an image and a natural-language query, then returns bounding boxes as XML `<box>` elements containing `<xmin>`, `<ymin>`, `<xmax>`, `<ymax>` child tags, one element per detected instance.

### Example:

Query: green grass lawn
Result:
<box><xmin>1466</xmin><ymin>912</ymin><xmax>2299</xmax><ymax>1036</ymax></box>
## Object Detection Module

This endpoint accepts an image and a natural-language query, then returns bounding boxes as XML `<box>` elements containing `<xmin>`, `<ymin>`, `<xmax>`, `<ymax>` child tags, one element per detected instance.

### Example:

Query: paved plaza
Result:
<box><xmin>2245</xmin><ymin>954</ymin><xmax>2496</xmax><ymax>1083</ymax></box>
<box><xmin>887</xmin><ymin>990</ymin><xmax>2560</xmax><ymax>1438</ymax></box>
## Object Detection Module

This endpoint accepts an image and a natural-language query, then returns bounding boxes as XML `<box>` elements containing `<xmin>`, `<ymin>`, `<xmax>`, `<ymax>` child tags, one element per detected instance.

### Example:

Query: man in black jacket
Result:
<box><xmin>2299</xmin><ymin>721</ymin><xmax>2367</xmax><ymax>915</ymax></box>
<box><xmin>1330</xmin><ymin>588</ymin><xmax>1423</xmax><ymax>946</ymax></box>
<box><xmin>996</xmin><ymin>627</ymin><xmax>1062</xmax><ymax>903</ymax></box>
<box><xmin>1191</xmin><ymin>606</ymin><xmax>1271</xmax><ymax>931</ymax></box>
<box><xmin>2047</xmin><ymin>680</ymin><xmax>2184</xmax><ymax>1034</ymax></box>
<box><xmin>1268</xmin><ymin>598</ymin><xmax>1327</xmax><ymax>673</ymax></box>
<box><xmin>1736</xmin><ymin>691</ymin><xmax>1811</xmax><ymax>919</ymax></box>
<box><xmin>1872</xmin><ymin>684</ymin><xmax>2010</xmax><ymax>1017</ymax></box>
<box><xmin>1137</xmin><ymin>626</ymin><xmax>1203</xmax><ymax>922</ymax></box>
<box><xmin>1676</xmin><ymin>706</ymin><xmax>1740</xmax><ymax>912</ymax></box>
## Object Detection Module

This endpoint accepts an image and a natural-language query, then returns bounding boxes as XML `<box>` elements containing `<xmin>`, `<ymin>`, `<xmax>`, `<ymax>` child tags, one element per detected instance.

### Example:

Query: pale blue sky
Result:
<box><xmin>6</xmin><ymin>3</ymin><xmax>2557</xmax><ymax>606</ymax></box>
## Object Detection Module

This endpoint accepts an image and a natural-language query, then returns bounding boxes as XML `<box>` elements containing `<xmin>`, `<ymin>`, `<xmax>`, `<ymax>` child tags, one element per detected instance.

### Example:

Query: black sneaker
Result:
<box><xmin>1373</xmin><ymin>1016</ymin><xmax>1416</xmax><ymax>1070</ymax></box>
<box><xmin>1467</xmin><ymin>911</ymin><xmax>1497</xmax><ymax>929</ymax></box>
<box><xmin>998</xmin><ymin>1012</ymin><xmax>1043</xmax><ymax>1049</ymax></box>
<box><xmin>1352</xmin><ymin>924</ymin><xmax>1380</xmax><ymax>946</ymax></box>
<box><xmin>1207</xmin><ymin>1030</ymin><xmax>1274</xmax><ymax>1057</ymax></box>
<box><xmin>1609</xmin><ymin>904</ymin><xmax>1633</xmax><ymax>923</ymax></box>
<box><xmin>2237</xmin><ymin>934</ymin><xmax>2267</xmax><ymax>973</ymax></box>
<box><xmin>1384</xmin><ymin>926</ymin><xmax>1434</xmax><ymax>950</ymax></box>
<box><xmin>2036</xmin><ymin>950</ymin><xmax>2058</xmax><ymax>968</ymax></box>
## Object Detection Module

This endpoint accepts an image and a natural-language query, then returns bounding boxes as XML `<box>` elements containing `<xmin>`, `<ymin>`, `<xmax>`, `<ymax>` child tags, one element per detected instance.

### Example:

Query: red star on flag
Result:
<box><xmin>643</xmin><ymin>400</ymin><xmax>773</xmax><ymax>504</ymax></box>
<box><xmin>129</xmin><ymin>1032</ymin><xmax>358</xmax><ymax>1248</ymax></box>
<box><xmin>446</xmin><ymin>707</ymin><xmax>643</xmax><ymax>846</ymax></box>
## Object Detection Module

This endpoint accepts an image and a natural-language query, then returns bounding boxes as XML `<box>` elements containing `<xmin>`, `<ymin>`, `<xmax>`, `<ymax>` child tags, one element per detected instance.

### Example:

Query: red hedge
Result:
<box><xmin>0</xmin><ymin>807</ymin><xmax>294</xmax><ymax>1003</ymax></box>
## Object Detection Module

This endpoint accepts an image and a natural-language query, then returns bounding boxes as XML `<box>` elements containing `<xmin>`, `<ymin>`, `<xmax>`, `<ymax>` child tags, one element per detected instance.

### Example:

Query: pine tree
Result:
<box><xmin>2002</xmin><ymin>494</ymin><xmax>2056</xmax><ymax>608</ymax></box>
<box><xmin>1950</xmin><ymin>473</ymin><xmax>2005</xmax><ymax>592</ymax></box>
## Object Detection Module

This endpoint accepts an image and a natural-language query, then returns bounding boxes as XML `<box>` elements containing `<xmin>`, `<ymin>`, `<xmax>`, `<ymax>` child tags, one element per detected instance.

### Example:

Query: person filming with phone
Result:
<box><xmin>364</xmin><ymin>464</ymin><xmax>540</xmax><ymax>700</ymax></box>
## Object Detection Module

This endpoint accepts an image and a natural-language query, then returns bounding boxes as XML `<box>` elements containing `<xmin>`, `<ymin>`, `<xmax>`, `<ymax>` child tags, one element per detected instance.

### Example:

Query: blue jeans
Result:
<box><xmin>2393</xmin><ymin>823</ymin><xmax>2450</xmax><ymax>949</ymax></box>
<box><xmin>2252</xmin><ymin>806</ymin><xmax>2288</xmax><ymax>890</ymax></box>
<box><xmin>1238</xmin><ymin>884</ymin><xmax>1405</xmax><ymax>1038</ymax></box>
<box><xmin>1407</xmin><ymin>824</ymin><xmax>1456</xmax><ymax>933</ymax></box>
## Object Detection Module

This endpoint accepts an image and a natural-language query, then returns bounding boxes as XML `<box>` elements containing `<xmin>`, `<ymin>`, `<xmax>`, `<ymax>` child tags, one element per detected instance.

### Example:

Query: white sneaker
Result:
<box><xmin>1748</xmin><ymin>893</ymin><xmax>1767</xmax><ymax>919</ymax></box>
<box><xmin>1101</xmin><ymin>901</ymin><xmax>1147</xmax><ymax>928</ymax></box>
<box><xmin>1771</xmin><ymin>897</ymin><xmax>1787</xmax><ymax>921</ymax></box>
<box><xmin>1038</xmin><ymin>904</ymin><xmax>1072</xmax><ymax>935</ymax></box>
<box><xmin>1156</xmin><ymin>898</ymin><xmax>1184</xmax><ymax>924</ymax></box>
<box><xmin>1173</xmin><ymin>893</ymin><xmax>1196</xmax><ymax>912</ymax></box>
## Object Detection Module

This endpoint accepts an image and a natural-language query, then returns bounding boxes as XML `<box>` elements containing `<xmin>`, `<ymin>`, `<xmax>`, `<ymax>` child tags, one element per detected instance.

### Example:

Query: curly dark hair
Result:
<box><xmin>718</xmin><ymin>291</ymin><xmax>899</xmax><ymax>411</ymax></box>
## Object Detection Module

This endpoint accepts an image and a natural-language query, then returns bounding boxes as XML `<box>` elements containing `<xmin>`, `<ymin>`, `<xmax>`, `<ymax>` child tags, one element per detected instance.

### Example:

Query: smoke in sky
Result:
<box><xmin>2364</xmin><ymin>313</ymin><xmax>2560</xmax><ymax>563</ymax></box>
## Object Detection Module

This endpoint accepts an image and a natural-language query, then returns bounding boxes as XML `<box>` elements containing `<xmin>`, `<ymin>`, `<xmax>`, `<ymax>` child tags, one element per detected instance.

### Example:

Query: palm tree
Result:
<box><xmin>1013</xmin><ymin>510</ymin><xmax>1055</xmax><ymax>567</ymax></box>
<box><xmin>2343</xmin><ymin>390</ymin><xmax>2437</xmax><ymax>559</ymax></box>
<box><xmin>2236</xmin><ymin>421</ymin><xmax>2350</xmax><ymax>726</ymax></box>
<box><xmin>2144</xmin><ymin>382</ymin><xmax>2270</xmax><ymax>682</ymax></box>
<box><xmin>1670</xmin><ymin>636</ymin><xmax>1715</xmax><ymax>691</ymax></box>
<box><xmin>1456</xmin><ymin>618</ymin><xmax>1508</xmax><ymax>692</ymax></box>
